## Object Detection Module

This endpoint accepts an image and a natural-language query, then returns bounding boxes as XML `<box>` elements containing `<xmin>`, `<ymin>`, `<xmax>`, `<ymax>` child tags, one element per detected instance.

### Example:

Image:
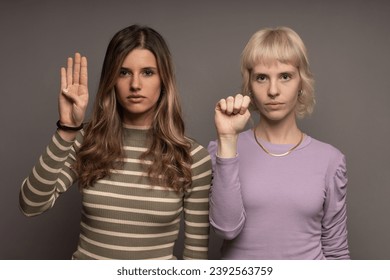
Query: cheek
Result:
<box><xmin>250</xmin><ymin>81</ymin><xmax>265</xmax><ymax>93</ymax></box>
<box><xmin>150</xmin><ymin>81</ymin><xmax>162</xmax><ymax>99</ymax></box>
<box><xmin>288</xmin><ymin>87</ymin><xmax>301</xmax><ymax>102</ymax></box>
<box><xmin>250</xmin><ymin>95</ymin><xmax>265</xmax><ymax>112</ymax></box>
<box><xmin>251</xmin><ymin>88</ymin><xmax>267</xmax><ymax>104</ymax></box>
<box><xmin>151</xmin><ymin>92</ymin><xmax>161</xmax><ymax>104</ymax></box>
<box><xmin>114</xmin><ymin>81</ymin><xmax>127</xmax><ymax>97</ymax></box>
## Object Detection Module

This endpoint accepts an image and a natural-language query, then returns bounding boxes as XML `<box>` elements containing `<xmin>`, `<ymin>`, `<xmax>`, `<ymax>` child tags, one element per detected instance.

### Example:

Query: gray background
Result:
<box><xmin>1</xmin><ymin>0</ymin><xmax>389</xmax><ymax>259</ymax></box>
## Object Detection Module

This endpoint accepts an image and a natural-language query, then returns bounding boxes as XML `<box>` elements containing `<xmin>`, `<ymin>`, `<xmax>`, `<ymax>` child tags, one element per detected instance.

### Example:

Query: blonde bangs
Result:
<box><xmin>243</xmin><ymin>29</ymin><xmax>302</xmax><ymax>70</ymax></box>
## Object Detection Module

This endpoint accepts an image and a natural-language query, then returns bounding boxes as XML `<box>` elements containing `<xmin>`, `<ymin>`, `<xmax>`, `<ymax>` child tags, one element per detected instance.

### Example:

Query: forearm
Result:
<box><xmin>322</xmin><ymin>205</ymin><xmax>350</xmax><ymax>259</ymax></box>
<box><xmin>183</xmin><ymin>194</ymin><xmax>210</xmax><ymax>259</ymax></box>
<box><xmin>183</xmin><ymin>146</ymin><xmax>212</xmax><ymax>259</ymax></box>
<box><xmin>322</xmin><ymin>153</ymin><xmax>349</xmax><ymax>259</ymax></box>
<box><xmin>183</xmin><ymin>212</ymin><xmax>210</xmax><ymax>259</ymax></box>
<box><xmin>210</xmin><ymin>156</ymin><xmax>246</xmax><ymax>240</ymax></box>
<box><xmin>57</xmin><ymin>128</ymin><xmax>79</xmax><ymax>141</ymax></box>
<box><xmin>20</xmin><ymin>131</ymin><xmax>78</xmax><ymax>216</ymax></box>
<box><xmin>322</xmin><ymin>232</ymin><xmax>350</xmax><ymax>259</ymax></box>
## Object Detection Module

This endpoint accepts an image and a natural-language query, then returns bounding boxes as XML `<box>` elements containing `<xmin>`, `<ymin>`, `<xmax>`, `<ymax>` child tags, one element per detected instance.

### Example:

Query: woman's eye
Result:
<box><xmin>281</xmin><ymin>73</ymin><xmax>291</xmax><ymax>80</ymax></box>
<box><xmin>256</xmin><ymin>75</ymin><xmax>267</xmax><ymax>82</ymax></box>
<box><xmin>143</xmin><ymin>69</ymin><xmax>155</xmax><ymax>76</ymax></box>
<box><xmin>119</xmin><ymin>69</ymin><xmax>130</xmax><ymax>76</ymax></box>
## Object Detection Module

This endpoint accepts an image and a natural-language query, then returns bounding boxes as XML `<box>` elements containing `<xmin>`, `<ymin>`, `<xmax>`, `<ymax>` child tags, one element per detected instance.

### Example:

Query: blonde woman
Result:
<box><xmin>20</xmin><ymin>25</ymin><xmax>211</xmax><ymax>260</ymax></box>
<box><xmin>208</xmin><ymin>27</ymin><xmax>349</xmax><ymax>259</ymax></box>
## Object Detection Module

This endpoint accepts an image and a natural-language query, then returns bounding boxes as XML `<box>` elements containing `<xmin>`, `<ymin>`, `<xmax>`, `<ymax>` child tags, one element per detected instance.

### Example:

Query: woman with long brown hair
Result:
<box><xmin>20</xmin><ymin>25</ymin><xmax>211</xmax><ymax>260</ymax></box>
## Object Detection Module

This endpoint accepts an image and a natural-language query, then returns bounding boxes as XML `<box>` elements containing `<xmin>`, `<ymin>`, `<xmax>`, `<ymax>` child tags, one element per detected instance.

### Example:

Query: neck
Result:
<box><xmin>122</xmin><ymin>112</ymin><xmax>154</xmax><ymax>127</ymax></box>
<box><xmin>256</xmin><ymin>118</ymin><xmax>301</xmax><ymax>144</ymax></box>
<box><xmin>122</xmin><ymin>123</ymin><xmax>151</xmax><ymax>130</ymax></box>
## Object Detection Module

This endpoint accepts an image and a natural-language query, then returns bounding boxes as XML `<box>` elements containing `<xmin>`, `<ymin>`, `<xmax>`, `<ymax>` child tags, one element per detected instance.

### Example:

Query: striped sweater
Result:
<box><xmin>19</xmin><ymin>126</ymin><xmax>212</xmax><ymax>260</ymax></box>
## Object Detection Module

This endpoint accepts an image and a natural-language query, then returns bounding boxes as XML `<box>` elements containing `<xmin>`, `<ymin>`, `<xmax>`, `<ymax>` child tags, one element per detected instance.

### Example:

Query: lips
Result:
<box><xmin>127</xmin><ymin>94</ymin><xmax>144</xmax><ymax>98</ymax></box>
<box><xmin>126</xmin><ymin>95</ymin><xmax>145</xmax><ymax>104</ymax></box>
<box><xmin>265</xmin><ymin>102</ymin><xmax>284</xmax><ymax>111</ymax></box>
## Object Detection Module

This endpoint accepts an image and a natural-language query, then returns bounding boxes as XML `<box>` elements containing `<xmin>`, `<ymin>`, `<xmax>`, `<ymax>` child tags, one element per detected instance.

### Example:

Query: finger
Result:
<box><xmin>232</xmin><ymin>94</ymin><xmax>243</xmax><ymax>114</ymax></box>
<box><xmin>240</xmin><ymin>95</ymin><xmax>251</xmax><ymax>114</ymax></box>
<box><xmin>73</xmin><ymin>53</ymin><xmax>81</xmax><ymax>85</ymax></box>
<box><xmin>226</xmin><ymin>96</ymin><xmax>234</xmax><ymax>115</ymax></box>
<box><xmin>216</xmin><ymin>99</ymin><xmax>227</xmax><ymax>113</ymax></box>
<box><xmin>60</xmin><ymin>67</ymin><xmax>67</xmax><ymax>91</ymax></box>
<box><xmin>80</xmin><ymin>56</ymin><xmax>88</xmax><ymax>87</ymax></box>
<box><xmin>67</xmin><ymin>57</ymin><xmax>73</xmax><ymax>86</ymax></box>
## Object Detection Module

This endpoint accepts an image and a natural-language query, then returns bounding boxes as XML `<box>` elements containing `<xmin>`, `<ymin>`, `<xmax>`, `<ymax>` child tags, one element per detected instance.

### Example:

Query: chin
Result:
<box><xmin>263</xmin><ymin>112</ymin><xmax>294</xmax><ymax>123</ymax></box>
<box><xmin>263</xmin><ymin>111</ymin><xmax>285</xmax><ymax>119</ymax></box>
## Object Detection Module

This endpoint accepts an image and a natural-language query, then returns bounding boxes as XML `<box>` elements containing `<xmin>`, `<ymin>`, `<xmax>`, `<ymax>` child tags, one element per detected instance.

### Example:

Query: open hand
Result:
<box><xmin>59</xmin><ymin>53</ymin><xmax>88</xmax><ymax>127</ymax></box>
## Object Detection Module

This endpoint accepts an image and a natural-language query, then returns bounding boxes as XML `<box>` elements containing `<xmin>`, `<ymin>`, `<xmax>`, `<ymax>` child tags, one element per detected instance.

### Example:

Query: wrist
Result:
<box><xmin>217</xmin><ymin>136</ymin><xmax>238</xmax><ymax>158</ymax></box>
<box><xmin>218</xmin><ymin>133</ymin><xmax>239</xmax><ymax>141</ymax></box>
<box><xmin>56</xmin><ymin>120</ymin><xmax>83</xmax><ymax>131</ymax></box>
<box><xmin>56</xmin><ymin>120</ymin><xmax>83</xmax><ymax>141</ymax></box>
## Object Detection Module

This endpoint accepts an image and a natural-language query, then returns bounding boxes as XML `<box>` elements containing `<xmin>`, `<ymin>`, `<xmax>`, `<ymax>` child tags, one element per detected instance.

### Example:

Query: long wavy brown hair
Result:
<box><xmin>74</xmin><ymin>25</ymin><xmax>193</xmax><ymax>192</ymax></box>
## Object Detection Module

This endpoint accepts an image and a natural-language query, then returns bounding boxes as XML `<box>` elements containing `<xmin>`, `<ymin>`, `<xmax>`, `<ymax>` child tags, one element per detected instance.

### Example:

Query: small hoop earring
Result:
<box><xmin>298</xmin><ymin>90</ymin><xmax>303</xmax><ymax>97</ymax></box>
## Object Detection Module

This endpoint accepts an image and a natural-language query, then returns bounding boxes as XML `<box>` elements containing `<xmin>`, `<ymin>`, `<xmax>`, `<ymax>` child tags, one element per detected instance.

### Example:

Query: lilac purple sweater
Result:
<box><xmin>208</xmin><ymin>129</ymin><xmax>349</xmax><ymax>260</ymax></box>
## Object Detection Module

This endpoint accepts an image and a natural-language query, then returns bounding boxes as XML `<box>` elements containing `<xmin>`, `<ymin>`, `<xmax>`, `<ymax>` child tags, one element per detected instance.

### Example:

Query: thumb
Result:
<box><xmin>61</xmin><ymin>88</ymin><xmax>77</xmax><ymax>103</ymax></box>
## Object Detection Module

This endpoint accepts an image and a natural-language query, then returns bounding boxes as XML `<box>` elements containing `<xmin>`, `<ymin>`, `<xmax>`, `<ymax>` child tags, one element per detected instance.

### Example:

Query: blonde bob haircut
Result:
<box><xmin>241</xmin><ymin>26</ymin><xmax>315</xmax><ymax>118</ymax></box>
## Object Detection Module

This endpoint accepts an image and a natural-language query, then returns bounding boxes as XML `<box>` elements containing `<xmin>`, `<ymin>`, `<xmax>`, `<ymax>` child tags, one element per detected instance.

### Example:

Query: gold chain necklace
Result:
<box><xmin>253</xmin><ymin>128</ymin><xmax>304</xmax><ymax>157</ymax></box>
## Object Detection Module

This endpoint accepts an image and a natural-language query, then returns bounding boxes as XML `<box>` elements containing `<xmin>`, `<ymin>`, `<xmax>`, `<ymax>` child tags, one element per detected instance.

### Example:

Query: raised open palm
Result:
<box><xmin>59</xmin><ymin>53</ymin><xmax>88</xmax><ymax>127</ymax></box>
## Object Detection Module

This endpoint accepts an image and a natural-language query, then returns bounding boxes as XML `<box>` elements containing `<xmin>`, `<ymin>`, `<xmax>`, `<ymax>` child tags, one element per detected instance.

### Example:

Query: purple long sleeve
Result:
<box><xmin>208</xmin><ymin>151</ymin><xmax>246</xmax><ymax>240</ymax></box>
<box><xmin>208</xmin><ymin>129</ymin><xmax>350</xmax><ymax>260</ymax></box>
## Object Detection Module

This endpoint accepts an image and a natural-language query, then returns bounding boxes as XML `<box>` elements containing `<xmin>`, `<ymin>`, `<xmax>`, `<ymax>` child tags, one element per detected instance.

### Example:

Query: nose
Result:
<box><xmin>267</xmin><ymin>79</ymin><xmax>279</xmax><ymax>99</ymax></box>
<box><xmin>130</xmin><ymin>74</ymin><xmax>141</xmax><ymax>92</ymax></box>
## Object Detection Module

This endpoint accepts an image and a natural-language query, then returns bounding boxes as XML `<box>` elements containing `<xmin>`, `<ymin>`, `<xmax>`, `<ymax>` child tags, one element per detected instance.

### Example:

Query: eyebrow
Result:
<box><xmin>252</xmin><ymin>71</ymin><xmax>297</xmax><ymax>76</ymax></box>
<box><xmin>120</xmin><ymin>66</ymin><xmax>158</xmax><ymax>71</ymax></box>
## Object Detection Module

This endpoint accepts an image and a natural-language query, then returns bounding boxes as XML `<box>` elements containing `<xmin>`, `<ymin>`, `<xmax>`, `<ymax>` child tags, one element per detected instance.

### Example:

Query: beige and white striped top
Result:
<box><xmin>20</xmin><ymin>126</ymin><xmax>212</xmax><ymax>259</ymax></box>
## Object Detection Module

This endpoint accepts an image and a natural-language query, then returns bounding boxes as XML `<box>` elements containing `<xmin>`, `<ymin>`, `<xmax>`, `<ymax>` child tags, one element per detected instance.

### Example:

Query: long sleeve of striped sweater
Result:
<box><xmin>20</xmin><ymin>126</ymin><xmax>212</xmax><ymax>260</ymax></box>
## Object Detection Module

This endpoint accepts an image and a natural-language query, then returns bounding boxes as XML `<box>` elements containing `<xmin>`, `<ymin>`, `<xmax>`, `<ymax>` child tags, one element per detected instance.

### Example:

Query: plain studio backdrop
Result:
<box><xmin>1</xmin><ymin>0</ymin><xmax>389</xmax><ymax>260</ymax></box>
